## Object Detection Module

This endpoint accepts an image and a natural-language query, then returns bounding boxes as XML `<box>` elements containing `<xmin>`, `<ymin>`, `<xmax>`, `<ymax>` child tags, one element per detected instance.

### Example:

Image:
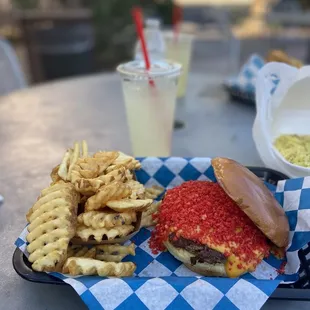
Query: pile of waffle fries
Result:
<box><xmin>25</xmin><ymin>141</ymin><xmax>163</xmax><ymax>277</ymax></box>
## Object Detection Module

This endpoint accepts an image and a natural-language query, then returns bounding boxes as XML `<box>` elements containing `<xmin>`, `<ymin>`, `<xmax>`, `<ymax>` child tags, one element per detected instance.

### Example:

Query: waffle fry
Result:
<box><xmin>126</xmin><ymin>180</ymin><xmax>145</xmax><ymax>199</ymax></box>
<box><xmin>68</xmin><ymin>142</ymin><xmax>80</xmax><ymax>177</ymax></box>
<box><xmin>143</xmin><ymin>201</ymin><xmax>161</xmax><ymax>218</ymax></box>
<box><xmin>78</xmin><ymin>211</ymin><xmax>137</xmax><ymax>229</ymax></box>
<box><xmin>67</xmin><ymin>245</ymin><xmax>80</xmax><ymax>257</ymax></box>
<box><xmin>80</xmin><ymin>194</ymin><xmax>89</xmax><ymax>204</ymax></box>
<box><xmin>105</xmin><ymin>163</ymin><xmax>125</xmax><ymax>174</ymax></box>
<box><xmin>95</xmin><ymin>243</ymin><xmax>136</xmax><ymax>262</ymax></box>
<box><xmin>28</xmin><ymin>238</ymin><xmax>69</xmax><ymax>263</ymax></box>
<box><xmin>71</xmin><ymin>158</ymin><xmax>100</xmax><ymax>183</ymax></box>
<box><xmin>32</xmin><ymin>249</ymin><xmax>68</xmax><ymax>272</ymax></box>
<box><xmin>103</xmin><ymin>153</ymin><xmax>141</xmax><ymax>174</ymax></box>
<box><xmin>106</xmin><ymin>198</ymin><xmax>152</xmax><ymax>212</ymax></box>
<box><xmin>88</xmin><ymin>154</ymin><xmax>119</xmax><ymax>176</ymax></box>
<box><xmin>58</xmin><ymin>141</ymin><xmax>95</xmax><ymax>181</ymax></box>
<box><xmin>113</xmin><ymin>152</ymin><xmax>141</xmax><ymax>170</ymax></box>
<box><xmin>141</xmin><ymin>201</ymin><xmax>161</xmax><ymax>227</ymax></box>
<box><xmin>93</xmin><ymin>151</ymin><xmax>119</xmax><ymax>159</ymax></box>
<box><xmin>67</xmin><ymin>245</ymin><xmax>96</xmax><ymax>259</ymax></box>
<box><xmin>50</xmin><ymin>165</ymin><xmax>62</xmax><ymax>184</ymax></box>
<box><xmin>74</xmin><ymin>167</ymin><xmax>127</xmax><ymax>195</ymax></box>
<box><xmin>25</xmin><ymin>141</ymin><xmax>146</xmax><ymax>275</ymax></box>
<box><xmin>58</xmin><ymin>149</ymin><xmax>72</xmax><ymax>181</ymax></box>
<box><xmin>125</xmin><ymin>169</ymin><xmax>134</xmax><ymax>181</ymax></box>
<box><xmin>39</xmin><ymin>182</ymin><xmax>76</xmax><ymax>197</ymax></box>
<box><xmin>97</xmin><ymin>167</ymin><xmax>127</xmax><ymax>184</ymax></box>
<box><xmin>67</xmin><ymin>245</ymin><xmax>81</xmax><ymax>258</ymax></box>
<box><xmin>62</xmin><ymin>258</ymin><xmax>136</xmax><ymax>277</ymax></box>
<box><xmin>27</xmin><ymin>227</ymin><xmax>76</xmax><ymax>254</ymax></box>
<box><xmin>27</xmin><ymin>228</ymin><xmax>76</xmax><ymax>271</ymax></box>
<box><xmin>27</xmin><ymin>207</ymin><xmax>72</xmax><ymax>232</ymax></box>
<box><xmin>82</xmin><ymin>140</ymin><xmax>88</xmax><ymax>158</ymax></box>
<box><xmin>95</xmin><ymin>253</ymin><xmax>126</xmax><ymax>262</ymax></box>
<box><xmin>74</xmin><ymin>179</ymin><xmax>100</xmax><ymax>195</ymax></box>
<box><xmin>28</xmin><ymin>190</ymin><xmax>76</xmax><ymax>219</ymax></box>
<box><xmin>27</xmin><ymin>199</ymin><xmax>72</xmax><ymax>224</ymax></box>
<box><xmin>92</xmin><ymin>151</ymin><xmax>119</xmax><ymax>174</ymax></box>
<box><xmin>27</xmin><ymin>218</ymin><xmax>74</xmax><ymax>243</ymax></box>
<box><xmin>85</xmin><ymin>182</ymin><xmax>131</xmax><ymax>211</ymax></box>
<box><xmin>78</xmin><ymin>159</ymin><xmax>102</xmax><ymax>179</ymax></box>
<box><xmin>26</xmin><ymin>182</ymin><xmax>79</xmax><ymax>222</ymax></box>
<box><xmin>144</xmin><ymin>186</ymin><xmax>164</xmax><ymax>199</ymax></box>
<box><xmin>79</xmin><ymin>247</ymin><xmax>96</xmax><ymax>258</ymax></box>
<box><xmin>26</xmin><ymin>182</ymin><xmax>79</xmax><ymax>272</ymax></box>
<box><xmin>75</xmin><ymin>224</ymin><xmax>135</xmax><ymax>242</ymax></box>
<box><xmin>96</xmin><ymin>243</ymin><xmax>135</xmax><ymax>256</ymax></box>
<box><xmin>141</xmin><ymin>214</ymin><xmax>157</xmax><ymax>228</ymax></box>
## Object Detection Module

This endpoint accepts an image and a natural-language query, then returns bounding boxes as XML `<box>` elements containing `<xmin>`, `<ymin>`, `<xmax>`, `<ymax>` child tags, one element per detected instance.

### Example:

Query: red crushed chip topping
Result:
<box><xmin>150</xmin><ymin>181</ymin><xmax>270</xmax><ymax>266</ymax></box>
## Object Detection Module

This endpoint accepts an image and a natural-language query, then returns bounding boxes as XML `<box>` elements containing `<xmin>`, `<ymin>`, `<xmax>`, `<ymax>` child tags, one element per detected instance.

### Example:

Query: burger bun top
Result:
<box><xmin>211</xmin><ymin>157</ymin><xmax>289</xmax><ymax>248</ymax></box>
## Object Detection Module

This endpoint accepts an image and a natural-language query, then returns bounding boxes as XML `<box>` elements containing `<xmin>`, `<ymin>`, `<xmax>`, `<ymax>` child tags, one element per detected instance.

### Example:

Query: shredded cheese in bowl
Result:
<box><xmin>273</xmin><ymin>135</ymin><xmax>310</xmax><ymax>168</ymax></box>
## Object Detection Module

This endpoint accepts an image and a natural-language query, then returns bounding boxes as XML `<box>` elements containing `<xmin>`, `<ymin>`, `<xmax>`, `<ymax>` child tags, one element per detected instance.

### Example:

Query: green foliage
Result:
<box><xmin>156</xmin><ymin>1</ymin><xmax>174</xmax><ymax>25</ymax></box>
<box><xmin>13</xmin><ymin>0</ymin><xmax>174</xmax><ymax>69</ymax></box>
<box><xmin>86</xmin><ymin>0</ymin><xmax>173</xmax><ymax>69</ymax></box>
<box><xmin>299</xmin><ymin>0</ymin><xmax>310</xmax><ymax>10</ymax></box>
<box><xmin>12</xmin><ymin>0</ymin><xmax>38</xmax><ymax>9</ymax></box>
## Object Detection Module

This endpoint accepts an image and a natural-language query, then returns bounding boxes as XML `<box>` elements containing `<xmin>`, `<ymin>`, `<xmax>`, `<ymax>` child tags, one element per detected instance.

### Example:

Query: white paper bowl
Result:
<box><xmin>272</xmin><ymin>145</ymin><xmax>310</xmax><ymax>177</ymax></box>
<box><xmin>253</xmin><ymin>63</ymin><xmax>310</xmax><ymax>178</ymax></box>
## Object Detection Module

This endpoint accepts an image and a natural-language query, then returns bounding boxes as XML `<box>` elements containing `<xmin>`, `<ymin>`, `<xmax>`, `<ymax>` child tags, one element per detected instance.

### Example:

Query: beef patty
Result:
<box><xmin>169</xmin><ymin>233</ymin><xmax>226</xmax><ymax>265</ymax></box>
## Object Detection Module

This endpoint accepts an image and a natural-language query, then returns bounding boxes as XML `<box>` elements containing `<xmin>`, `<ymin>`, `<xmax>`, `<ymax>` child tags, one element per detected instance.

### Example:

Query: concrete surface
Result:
<box><xmin>0</xmin><ymin>72</ymin><xmax>308</xmax><ymax>310</ymax></box>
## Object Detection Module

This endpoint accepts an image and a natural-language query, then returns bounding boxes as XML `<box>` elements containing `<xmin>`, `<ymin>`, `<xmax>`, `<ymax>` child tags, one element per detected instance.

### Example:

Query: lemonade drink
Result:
<box><xmin>164</xmin><ymin>32</ymin><xmax>194</xmax><ymax>99</ymax></box>
<box><xmin>117</xmin><ymin>60</ymin><xmax>182</xmax><ymax>157</ymax></box>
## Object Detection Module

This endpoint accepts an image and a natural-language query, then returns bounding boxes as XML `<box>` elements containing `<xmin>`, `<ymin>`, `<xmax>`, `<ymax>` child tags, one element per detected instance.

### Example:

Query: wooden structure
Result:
<box><xmin>17</xmin><ymin>8</ymin><xmax>92</xmax><ymax>83</ymax></box>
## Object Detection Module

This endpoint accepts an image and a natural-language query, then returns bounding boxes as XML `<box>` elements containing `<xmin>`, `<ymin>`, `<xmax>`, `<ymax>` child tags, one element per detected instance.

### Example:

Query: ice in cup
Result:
<box><xmin>164</xmin><ymin>32</ymin><xmax>194</xmax><ymax>100</ymax></box>
<box><xmin>117</xmin><ymin>60</ymin><xmax>182</xmax><ymax>157</ymax></box>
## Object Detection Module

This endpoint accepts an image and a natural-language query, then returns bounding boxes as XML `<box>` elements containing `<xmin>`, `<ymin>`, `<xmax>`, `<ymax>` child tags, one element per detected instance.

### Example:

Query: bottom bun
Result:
<box><xmin>164</xmin><ymin>241</ymin><xmax>227</xmax><ymax>277</ymax></box>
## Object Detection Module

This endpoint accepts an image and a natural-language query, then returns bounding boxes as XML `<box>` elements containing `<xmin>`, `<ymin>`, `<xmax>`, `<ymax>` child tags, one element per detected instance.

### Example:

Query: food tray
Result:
<box><xmin>12</xmin><ymin>167</ymin><xmax>310</xmax><ymax>301</ymax></box>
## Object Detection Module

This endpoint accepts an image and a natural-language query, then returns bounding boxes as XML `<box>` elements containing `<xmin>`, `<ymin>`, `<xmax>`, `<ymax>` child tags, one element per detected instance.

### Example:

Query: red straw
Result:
<box><xmin>131</xmin><ymin>7</ymin><xmax>153</xmax><ymax>78</ymax></box>
<box><xmin>131</xmin><ymin>6</ymin><xmax>155</xmax><ymax>86</ymax></box>
<box><xmin>173</xmin><ymin>5</ymin><xmax>183</xmax><ymax>42</ymax></box>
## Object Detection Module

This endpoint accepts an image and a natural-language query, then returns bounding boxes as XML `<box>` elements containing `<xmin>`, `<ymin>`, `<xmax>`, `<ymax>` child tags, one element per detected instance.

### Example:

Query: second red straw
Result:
<box><xmin>173</xmin><ymin>5</ymin><xmax>183</xmax><ymax>42</ymax></box>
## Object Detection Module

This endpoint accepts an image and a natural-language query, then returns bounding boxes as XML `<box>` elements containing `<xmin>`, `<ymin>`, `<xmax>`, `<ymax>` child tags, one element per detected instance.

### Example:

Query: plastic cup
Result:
<box><xmin>117</xmin><ymin>59</ymin><xmax>182</xmax><ymax>157</ymax></box>
<box><xmin>164</xmin><ymin>31</ymin><xmax>194</xmax><ymax>100</ymax></box>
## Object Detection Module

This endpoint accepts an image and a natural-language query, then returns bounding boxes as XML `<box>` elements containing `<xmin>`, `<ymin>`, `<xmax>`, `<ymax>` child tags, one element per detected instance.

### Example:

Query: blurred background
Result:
<box><xmin>1</xmin><ymin>0</ymin><xmax>310</xmax><ymax>85</ymax></box>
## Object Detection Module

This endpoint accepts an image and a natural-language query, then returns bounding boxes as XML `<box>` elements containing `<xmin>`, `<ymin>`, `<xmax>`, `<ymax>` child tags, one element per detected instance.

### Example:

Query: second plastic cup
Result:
<box><xmin>164</xmin><ymin>31</ymin><xmax>194</xmax><ymax>100</ymax></box>
<box><xmin>117</xmin><ymin>60</ymin><xmax>182</xmax><ymax>157</ymax></box>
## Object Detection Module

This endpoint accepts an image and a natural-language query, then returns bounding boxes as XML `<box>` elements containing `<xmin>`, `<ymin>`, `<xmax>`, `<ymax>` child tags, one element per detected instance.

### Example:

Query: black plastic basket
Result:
<box><xmin>12</xmin><ymin>167</ymin><xmax>310</xmax><ymax>300</ymax></box>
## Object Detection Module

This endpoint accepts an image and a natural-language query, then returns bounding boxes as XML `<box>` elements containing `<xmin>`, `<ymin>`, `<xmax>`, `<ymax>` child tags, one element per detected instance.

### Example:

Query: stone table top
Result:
<box><xmin>0</xmin><ymin>72</ymin><xmax>308</xmax><ymax>310</ymax></box>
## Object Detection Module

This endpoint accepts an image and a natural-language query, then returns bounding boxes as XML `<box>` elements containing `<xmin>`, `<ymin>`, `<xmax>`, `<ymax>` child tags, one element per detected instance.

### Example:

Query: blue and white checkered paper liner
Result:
<box><xmin>225</xmin><ymin>54</ymin><xmax>268</xmax><ymax>100</ymax></box>
<box><xmin>15</xmin><ymin>157</ymin><xmax>310</xmax><ymax>310</ymax></box>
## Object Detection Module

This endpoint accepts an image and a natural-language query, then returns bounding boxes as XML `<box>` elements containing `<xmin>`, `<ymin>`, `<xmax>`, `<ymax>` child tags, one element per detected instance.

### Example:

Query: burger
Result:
<box><xmin>149</xmin><ymin>157</ymin><xmax>289</xmax><ymax>278</ymax></box>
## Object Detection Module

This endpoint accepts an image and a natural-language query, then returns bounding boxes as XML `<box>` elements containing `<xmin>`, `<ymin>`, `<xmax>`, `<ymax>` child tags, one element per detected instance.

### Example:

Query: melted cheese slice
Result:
<box><xmin>205</xmin><ymin>241</ymin><xmax>264</xmax><ymax>278</ymax></box>
<box><xmin>225</xmin><ymin>251</ymin><xmax>263</xmax><ymax>278</ymax></box>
